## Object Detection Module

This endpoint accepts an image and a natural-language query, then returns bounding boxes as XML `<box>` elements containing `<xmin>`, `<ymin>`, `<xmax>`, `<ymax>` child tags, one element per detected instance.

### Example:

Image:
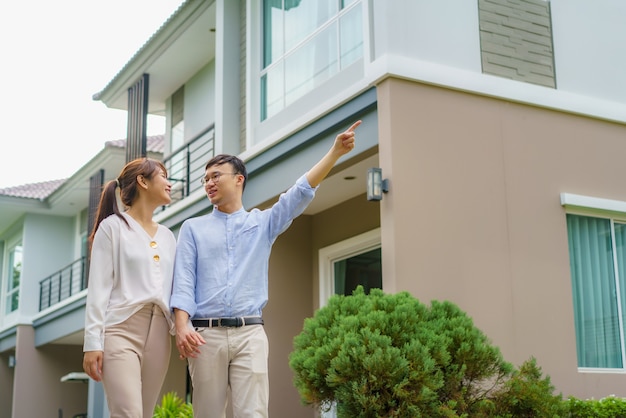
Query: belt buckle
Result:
<box><xmin>218</xmin><ymin>318</ymin><xmax>241</xmax><ymax>327</ymax></box>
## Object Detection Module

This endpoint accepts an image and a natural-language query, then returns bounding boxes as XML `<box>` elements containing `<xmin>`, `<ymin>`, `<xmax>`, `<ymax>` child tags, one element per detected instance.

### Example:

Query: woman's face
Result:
<box><xmin>145</xmin><ymin>167</ymin><xmax>172</xmax><ymax>206</ymax></box>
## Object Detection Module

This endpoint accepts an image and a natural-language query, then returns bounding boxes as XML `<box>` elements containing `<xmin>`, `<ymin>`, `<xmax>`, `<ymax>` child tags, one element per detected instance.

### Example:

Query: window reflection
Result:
<box><xmin>6</xmin><ymin>244</ymin><xmax>22</xmax><ymax>313</ymax></box>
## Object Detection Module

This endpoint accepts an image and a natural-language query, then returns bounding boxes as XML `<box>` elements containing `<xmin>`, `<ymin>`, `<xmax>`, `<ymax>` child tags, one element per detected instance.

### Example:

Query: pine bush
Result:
<box><xmin>289</xmin><ymin>287</ymin><xmax>517</xmax><ymax>417</ymax></box>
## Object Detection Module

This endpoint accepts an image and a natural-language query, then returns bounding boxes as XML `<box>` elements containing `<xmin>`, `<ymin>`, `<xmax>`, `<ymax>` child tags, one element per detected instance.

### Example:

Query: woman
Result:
<box><xmin>83</xmin><ymin>158</ymin><xmax>176</xmax><ymax>418</ymax></box>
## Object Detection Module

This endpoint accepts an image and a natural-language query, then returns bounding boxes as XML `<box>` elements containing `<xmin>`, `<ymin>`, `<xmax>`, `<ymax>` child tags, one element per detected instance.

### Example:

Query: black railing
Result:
<box><xmin>158</xmin><ymin>124</ymin><xmax>215</xmax><ymax>213</ymax></box>
<box><xmin>39</xmin><ymin>257</ymin><xmax>88</xmax><ymax>311</ymax></box>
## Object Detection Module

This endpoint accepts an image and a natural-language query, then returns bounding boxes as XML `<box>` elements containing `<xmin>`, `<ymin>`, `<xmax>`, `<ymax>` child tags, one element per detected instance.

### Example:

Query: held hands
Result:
<box><xmin>176</xmin><ymin>326</ymin><xmax>206</xmax><ymax>360</ymax></box>
<box><xmin>83</xmin><ymin>351</ymin><xmax>103</xmax><ymax>382</ymax></box>
<box><xmin>332</xmin><ymin>120</ymin><xmax>361</xmax><ymax>157</ymax></box>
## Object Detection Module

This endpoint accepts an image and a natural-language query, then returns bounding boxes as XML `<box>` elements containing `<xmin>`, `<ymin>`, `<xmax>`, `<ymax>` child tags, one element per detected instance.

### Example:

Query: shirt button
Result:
<box><xmin>153</xmin><ymin>255</ymin><xmax>160</xmax><ymax>262</ymax></box>
<box><xmin>150</xmin><ymin>241</ymin><xmax>158</xmax><ymax>248</ymax></box>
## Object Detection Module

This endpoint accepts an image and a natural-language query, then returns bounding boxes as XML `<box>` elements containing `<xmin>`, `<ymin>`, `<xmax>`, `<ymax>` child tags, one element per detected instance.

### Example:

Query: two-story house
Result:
<box><xmin>2</xmin><ymin>0</ymin><xmax>626</xmax><ymax>417</ymax></box>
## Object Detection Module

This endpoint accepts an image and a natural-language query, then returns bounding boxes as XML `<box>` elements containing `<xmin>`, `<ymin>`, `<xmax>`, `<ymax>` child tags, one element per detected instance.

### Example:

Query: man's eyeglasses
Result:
<box><xmin>200</xmin><ymin>172</ymin><xmax>238</xmax><ymax>186</ymax></box>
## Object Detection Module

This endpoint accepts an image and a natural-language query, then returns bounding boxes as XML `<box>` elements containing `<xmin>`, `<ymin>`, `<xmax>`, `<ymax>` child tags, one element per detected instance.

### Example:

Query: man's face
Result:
<box><xmin>202</xmin><ymin>163</ymin><xmax>241</xmax><ymax>206</ymax></box>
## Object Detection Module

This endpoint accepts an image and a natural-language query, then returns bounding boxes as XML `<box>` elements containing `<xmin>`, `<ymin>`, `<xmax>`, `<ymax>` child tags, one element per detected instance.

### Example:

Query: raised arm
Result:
<box><xmin>306</xmin><ymin>120</ymin><xmax>361</xmax><ymax>188</ymax></box>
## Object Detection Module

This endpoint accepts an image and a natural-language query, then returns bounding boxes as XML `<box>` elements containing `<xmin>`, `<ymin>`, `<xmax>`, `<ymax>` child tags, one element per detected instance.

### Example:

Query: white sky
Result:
<box><xmin>0</xmin><ymin>0</ymin><xmax>184</xmax><ymax>189</ymax></box>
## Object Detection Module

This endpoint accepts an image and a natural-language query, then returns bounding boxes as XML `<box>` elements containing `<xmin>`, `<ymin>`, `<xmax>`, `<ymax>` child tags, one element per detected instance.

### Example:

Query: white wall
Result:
<box><xmin>21</xmin><ymin>214</ymin><xmax>74</xmax><ymax>318</ymax></box>
<box><xmin>551</xmin><ymin>0</ymin><xmax>626</xmax><ymax>104</ymax></box>
<box><xmin>371</xmin><ymin>0</ymin><xmax>482</xmax><ymax>72</ymax></box>
<box><xmin>185</xmin><ymin>61</ymin><xmax>216</xmax><ymax>141</ymax></box>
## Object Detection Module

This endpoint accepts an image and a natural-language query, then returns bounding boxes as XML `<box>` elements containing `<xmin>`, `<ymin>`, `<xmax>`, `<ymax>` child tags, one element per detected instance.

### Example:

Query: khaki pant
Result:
<box><xmin>102</xmin><ymin>304</ymin><xmax>171</xmax><ymax>418</ymax></box>
<box><xmin>189</xmin><ymin>324</ymin><xmax>269</xmax><ymax>418</ymax></box>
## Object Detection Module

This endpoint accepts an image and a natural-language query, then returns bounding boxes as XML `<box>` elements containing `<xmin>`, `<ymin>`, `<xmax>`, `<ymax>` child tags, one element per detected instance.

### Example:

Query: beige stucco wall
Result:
<box><xmin>0</xmin><ymin>352</ymin><xmax>15</xmax><ymax>417</ymax></box>
<box><xmin>266</xmin><ymin>215</ymin><xmax>315</xmax><ymax>418</ymax></box>
<box><xmin>376</xmin><ymin>76</ymin><xmax>626</xmax><ymax>399</ymax></box>
<box><xmin>11</xmin><ymin>325</ymin><xmax>87</xmax><ymax>417</ymax></box>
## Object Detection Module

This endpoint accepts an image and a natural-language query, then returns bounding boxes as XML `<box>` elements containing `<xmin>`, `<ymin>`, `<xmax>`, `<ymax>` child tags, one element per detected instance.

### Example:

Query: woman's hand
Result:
<box><xmin>83</xmin><ymin>351</ymin><xmax>103</xmax><ymax>381</ymax></box>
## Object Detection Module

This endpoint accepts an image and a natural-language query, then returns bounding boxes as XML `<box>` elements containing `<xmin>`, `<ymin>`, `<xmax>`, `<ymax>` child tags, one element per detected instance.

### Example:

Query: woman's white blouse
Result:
<box><xmin>83</xmin><ymin>213</ymin><xmax>176</xmax><ymax>352</ymax></box>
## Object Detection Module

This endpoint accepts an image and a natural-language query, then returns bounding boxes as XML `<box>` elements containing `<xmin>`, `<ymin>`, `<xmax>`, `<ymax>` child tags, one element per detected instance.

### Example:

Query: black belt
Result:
<box><xmin>192</xmin><ymin>317</ymin><xmax>264</xmax><ymax>328</ymax></box>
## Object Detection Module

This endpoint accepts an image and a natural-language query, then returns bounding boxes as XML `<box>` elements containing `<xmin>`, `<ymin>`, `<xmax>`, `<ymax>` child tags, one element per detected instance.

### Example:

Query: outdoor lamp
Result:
<box><xmin>367</xmin><ymin>167</ymin><xmax>389</xmax><ymax>201</ymax></box>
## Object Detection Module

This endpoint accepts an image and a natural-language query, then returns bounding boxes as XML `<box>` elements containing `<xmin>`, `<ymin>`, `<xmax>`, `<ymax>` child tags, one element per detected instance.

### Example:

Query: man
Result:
<box><xmin>170</xmin><ymin>120</ymin><xmax>361</xmax><ymax>418</ymax></box>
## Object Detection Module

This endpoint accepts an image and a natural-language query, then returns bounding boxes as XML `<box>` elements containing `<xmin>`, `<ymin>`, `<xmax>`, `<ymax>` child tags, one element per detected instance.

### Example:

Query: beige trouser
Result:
<box><xmin>189</xmin><ymin>324</ymin><xmax>269</xmax><ymax>418</ymax></box>
<box><xmin>102</xmin><ymin>304</ymin><xmax>171</xmax><ymax>418</ymax></box>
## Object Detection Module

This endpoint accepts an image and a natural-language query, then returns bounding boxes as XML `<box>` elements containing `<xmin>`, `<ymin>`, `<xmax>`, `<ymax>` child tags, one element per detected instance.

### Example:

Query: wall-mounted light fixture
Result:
<box><xmin>8</xmin><ymin>355</ymin><xmax>15</xmax><ymax>368</ymax></box>
<box><xmin>367</xmin><ymin>167</ymin><xmax>389</xmax><ymax>201</ymax></box>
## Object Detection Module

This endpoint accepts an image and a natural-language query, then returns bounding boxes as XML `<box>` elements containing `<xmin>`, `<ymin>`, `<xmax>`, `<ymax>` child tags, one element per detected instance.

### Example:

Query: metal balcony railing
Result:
<box><xmin>39</xmin><ymin>257</ymin><xmax>87</xmax><ymax>311</ymax></box>
<box><xmin>158</xmin><ymin>124</ymin><xmax>215</xmax><ymax>213</ymax></box>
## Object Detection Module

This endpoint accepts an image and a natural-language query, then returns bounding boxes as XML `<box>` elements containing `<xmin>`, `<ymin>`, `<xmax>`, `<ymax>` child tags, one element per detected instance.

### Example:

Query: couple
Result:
<box><xmin>82</xmin><ymin>121</ymin><xmax>361</xmax><ymax>418</ymax></box>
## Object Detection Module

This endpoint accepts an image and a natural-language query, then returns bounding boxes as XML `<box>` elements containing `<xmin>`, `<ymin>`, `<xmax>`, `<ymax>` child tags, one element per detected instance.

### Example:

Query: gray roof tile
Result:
<box><xmin>106</xmin><ymin>134</ymin><xmax>164</xmax><ymax>153</ymax></box>
<box><xmin>0</xmin><ymin>179</ymin><xmax>66</xmax><ymax>200</ymax></box>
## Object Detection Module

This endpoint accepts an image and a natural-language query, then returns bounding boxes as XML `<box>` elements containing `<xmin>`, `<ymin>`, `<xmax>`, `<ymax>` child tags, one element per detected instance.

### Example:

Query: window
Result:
<box><xmin>4</xmin><ymin>243</ymin><xmax>22</xmax><ymax>314</ymax></box>
<box><xmin>319</xmin><ymin>228</ymin><xmax>381</xmax><ymax>304</ymax></box>
<box><xmin>566</xmin><ymin>213</ymin><xmax>626</xmax><ymax>369</ymax></box>
<box><xmin>333</xmin><ymin>247</ymin><xmax>381</xmax><ymax>296</ymax></box>
<box><xmin>261</xmin><ymin>0</ymin><xmax>363</xmax><ymax>121</ymax></box>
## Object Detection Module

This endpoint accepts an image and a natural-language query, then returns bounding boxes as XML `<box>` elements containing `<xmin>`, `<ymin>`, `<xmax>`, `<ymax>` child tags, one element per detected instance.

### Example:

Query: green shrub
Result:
<box><xmin>565</xmin><ymin>395</ymin><xmax>626</xmax><ymax>418</ymax></box>
<box><xmin>489</xmin><ymin>357</ymin><xmax>565</xmax><ymax>417</ymax></box>
<box><xmin>289</xmin><ymin>287</ymin><xmax>526</xmax><ymax>418</ymax></box>
<box><xmin>153</xmin><ymin>391</ymin><xmax>193</xmax><ymax>418</ymax></box>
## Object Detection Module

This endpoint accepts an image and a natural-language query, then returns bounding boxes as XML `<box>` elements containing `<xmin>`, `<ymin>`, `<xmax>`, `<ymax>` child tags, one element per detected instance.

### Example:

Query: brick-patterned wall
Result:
<box><xmin>479</xmin><ymin>0</ymin><xmax>556</xmax><ymax>88</ymax></box>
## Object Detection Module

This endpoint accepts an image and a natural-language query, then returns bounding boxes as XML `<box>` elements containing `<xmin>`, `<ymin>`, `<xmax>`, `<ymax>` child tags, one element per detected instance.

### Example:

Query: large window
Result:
<box><xmin>566</xmin><ymin>213</ymin><xmax>626</xmax><ymax>369</ymax></box>
<box><xmin>4</xmin><ymin>243</ymin><xmax>22</xmax><ymax>314</ymax></box>
<box><xmin>319</xmin><ymin>228</ymin><xmax>381</xmax><ymax>306</ymax></box>
<box><xmin>261</xmin><ymin>0</ymin><xmax>363</xmax><ymax>121</ymax></box>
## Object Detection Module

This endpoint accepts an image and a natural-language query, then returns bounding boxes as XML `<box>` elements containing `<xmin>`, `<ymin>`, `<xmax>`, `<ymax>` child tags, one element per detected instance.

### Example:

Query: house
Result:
<box><xmin>2</xmin><ymin>0</ymin><xmax>626</xmax><ymax>417</ymax></box>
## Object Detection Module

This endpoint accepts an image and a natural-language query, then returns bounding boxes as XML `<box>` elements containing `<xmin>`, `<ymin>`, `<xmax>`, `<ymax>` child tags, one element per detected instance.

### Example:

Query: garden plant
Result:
<box><xmin>289</xmin><ymin>286</ymin><xmax>566</xmax><ymax>417</ymax></box>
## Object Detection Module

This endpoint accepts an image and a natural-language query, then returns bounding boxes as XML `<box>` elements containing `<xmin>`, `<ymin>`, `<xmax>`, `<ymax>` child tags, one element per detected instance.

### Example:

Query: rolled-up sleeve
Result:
<box><xmin>170</xmin><ymin>220</ymin><xmax>199</xmax><ymax>318</ymax></box>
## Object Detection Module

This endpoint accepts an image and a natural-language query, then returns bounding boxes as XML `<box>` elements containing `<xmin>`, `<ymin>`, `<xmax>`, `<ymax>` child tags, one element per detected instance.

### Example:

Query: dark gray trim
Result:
<box><xmin>32</xmin><ymin>295</ymin><xmax>86</xmax><ymax>347</ymax></box>
<box><xmin>0</xmin><ymin>325</ymin><xmax>17</xmax><ymax>352</ymax></box>
<box><xmin>247</xmin><ymin>87</ymin><xmax>377</xmax><ymax>175</ymax></box>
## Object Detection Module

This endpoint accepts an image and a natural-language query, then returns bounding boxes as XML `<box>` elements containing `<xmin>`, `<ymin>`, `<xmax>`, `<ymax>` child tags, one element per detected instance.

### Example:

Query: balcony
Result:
<box><xmin>39</xmin><ymin>257</ymin><xmax>87</xmax><ymax>311</ymax></box>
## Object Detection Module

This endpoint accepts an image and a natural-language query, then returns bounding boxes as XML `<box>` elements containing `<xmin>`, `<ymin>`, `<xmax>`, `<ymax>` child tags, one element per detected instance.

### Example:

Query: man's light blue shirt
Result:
<box><xmin>170</xmin><ymin>174</ymin><xmax>317</xmax><ymax>319</ymax></box>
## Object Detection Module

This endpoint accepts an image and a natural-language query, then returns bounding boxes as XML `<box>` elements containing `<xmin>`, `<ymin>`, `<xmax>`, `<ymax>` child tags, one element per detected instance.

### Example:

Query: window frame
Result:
<box><xmin>3</xmin><ymin>236</ymin><xmax>22</xmax><ymax>316</ymax></box>
<box><xmin>318</xmin><ymin>228</ymin><xmax>380</xmax><ymax>308</ymax></box>
<box><xmin>259</xmin><ymin>0</ymin><xmax>363</xmax><ymax>121</ymax></box>
<box><xmin>562</xmin><ymin>193</ymin><xmax>626</xmax><ymax>372</ymax></box>
<box><xmin>248</xmin><ymin>0</ymin><xmax>367</xmax><ymax>151</ymax></box>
